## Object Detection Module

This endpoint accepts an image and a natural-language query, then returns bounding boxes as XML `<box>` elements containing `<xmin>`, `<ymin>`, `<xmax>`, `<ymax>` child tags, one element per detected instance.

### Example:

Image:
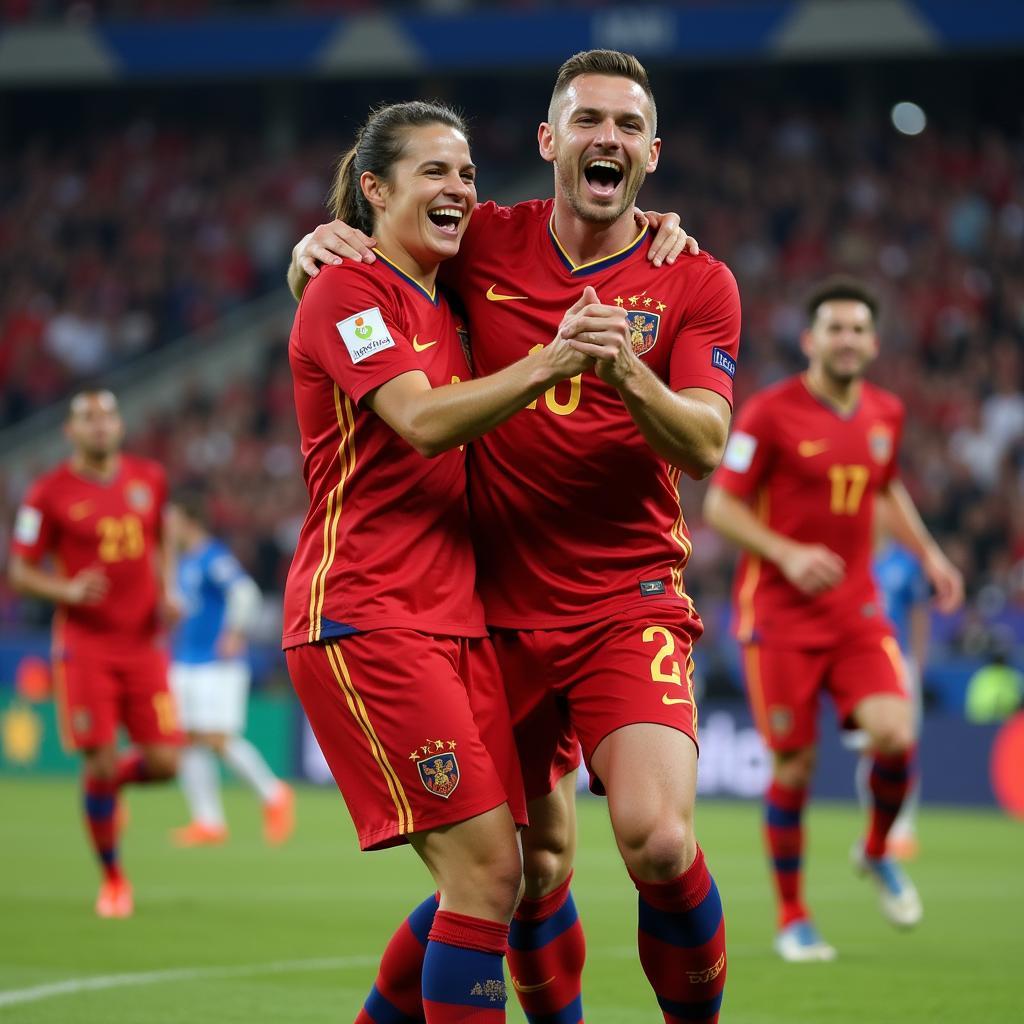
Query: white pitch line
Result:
<box><xmin>0</xmin><ymin>955</ymin><xmax>377</xmax><ymax>1010</ymax></box>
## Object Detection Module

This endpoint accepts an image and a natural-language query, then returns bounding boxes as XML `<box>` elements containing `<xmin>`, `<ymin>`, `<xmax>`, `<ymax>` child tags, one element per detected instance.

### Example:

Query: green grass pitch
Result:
<box><xmin>1</xmin><ymin>778</ymin><xmax>1020</xmax><ymax>1022</ymax></box>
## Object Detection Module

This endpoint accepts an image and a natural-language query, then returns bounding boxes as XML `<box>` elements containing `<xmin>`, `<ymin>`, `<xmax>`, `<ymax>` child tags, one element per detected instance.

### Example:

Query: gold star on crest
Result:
<box><xmin>613</xmin><ymin>296</ymin><xmax>624</xmax><ymax>306</ymax></box>
<box><xmin>628</xmin><ymin>295</ymin><xmax>640</xmax><ymax>306</ymax></box>
<box><xmin>642</xmin><ymin>297</ymin><xmax>653</xmax><ymax>307</ymax></box>
<box><xmin>434</xmin><ymin>739</ymin><xmax>445</xmax><ymax>751</ymax></box>
<box><xmin>447</xmin><ymin>740</ymin><xmax>457</xmax><ymax>751</ymax></box>
<box><xmin>656</xmin><ymin>301</ymin><xmax>667</xmax><ymax>312</ymax></box>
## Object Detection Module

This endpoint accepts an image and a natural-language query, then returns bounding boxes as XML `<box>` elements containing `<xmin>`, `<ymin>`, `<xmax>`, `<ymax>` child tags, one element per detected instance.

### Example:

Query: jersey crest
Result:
<box><xmin>412</xmin><ymin>738</ymin><xmax>460</xmax><ymax>799</ymax></box>
<box><xmin>626</xmin><ymin>310</ymin><xmax>660</xmax><ymax>356</ymax></box>
<box><xmin>125</xmin><ymin>481</ymin><xmax>154</xmax><ymax>512</ymax></box>
<box><xmin>868</xmin><ymin>423</ymin><xmax>894</xmax><ymax>465</ymax></box>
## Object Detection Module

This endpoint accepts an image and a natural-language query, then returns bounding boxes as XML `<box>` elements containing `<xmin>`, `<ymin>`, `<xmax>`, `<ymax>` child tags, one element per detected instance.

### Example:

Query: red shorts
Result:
<box><xmin>54</xmin><ymin>644</ymin><xmax>179</xmax><ymax>751</ymax></box>
<box><xmin>492</xmin><ymin>609</ymin><xmax>703</xmax><ymax>800</ymax></box>
<box><xmin>741</xmin><ymin>634</ymin><xmax>908</xmax><ymax>752</ymax></box>
<box><xmin>287</xmin><ymin>632</ymin><xmax>527</xmax><ymax>851</ymax></box>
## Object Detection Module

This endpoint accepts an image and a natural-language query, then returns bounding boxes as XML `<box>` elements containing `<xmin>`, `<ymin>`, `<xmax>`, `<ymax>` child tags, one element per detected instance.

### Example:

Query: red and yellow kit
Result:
<box><xmin>439</xmin><ymin>199</ymin><xmax>740</xmax><ymax>793</ymax></box>
<box><xmin>713</xmin><ymin>374</ymin><xmax>905</xmax><ymax>648</ymax></box>
<box><xmin>11</xmin><ymin>455</ymin><xmax>177</xmax><ymax>748</ymax></box>
<box><xmin>283</xmin><ymin>256</ymin><xmax>485</xmax><ymax>647</ymax></box>
<box><xmin>712</xmin><ymin>374</ymin><xmax>908</xmax><ymax>750</ymax></box>
<box><xmin>446</xmin><ymin>199</ymin><xmax>741</xmax><ymax>629</ymax></box>
<box><xmin>284</xmin><ymin>256</ymin><xmax>525</xmax><ymax>848</ymax></box>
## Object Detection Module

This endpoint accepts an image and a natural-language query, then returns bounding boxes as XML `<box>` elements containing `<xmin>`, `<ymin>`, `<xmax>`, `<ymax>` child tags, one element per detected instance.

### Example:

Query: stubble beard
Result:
<box><xmin>556</xmin><ymin>157</ymin><xmax>646</xmax><ymax>227</ymax></box>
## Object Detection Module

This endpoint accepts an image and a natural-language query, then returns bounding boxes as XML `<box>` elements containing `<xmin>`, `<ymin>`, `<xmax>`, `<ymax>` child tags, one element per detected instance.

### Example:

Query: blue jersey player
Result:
<box><xmin>168</xmin><ymin>490</ymin><xmax>294</xmax><ymax>846</ymax></box>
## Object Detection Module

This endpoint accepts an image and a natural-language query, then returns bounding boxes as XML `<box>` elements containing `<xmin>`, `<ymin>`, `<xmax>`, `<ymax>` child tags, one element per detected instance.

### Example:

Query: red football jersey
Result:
<box><xmin>712</xmin><ymin>375</ymin><xmax>905</xmax><ymax>649</ymax></box>
<box><xmin>10</xmin><ymin>455</ymin><xmax>168</xmax><ymax>651</ymax></box>
<box><xmin>282</xmin><ymin>254</ymin><xmax>486</xmax><ymax>649</ymax></box>
<box><xmin>442</xmin><ymin>199</ymin><xmax>741</xmax><ymax>628</ymax></box>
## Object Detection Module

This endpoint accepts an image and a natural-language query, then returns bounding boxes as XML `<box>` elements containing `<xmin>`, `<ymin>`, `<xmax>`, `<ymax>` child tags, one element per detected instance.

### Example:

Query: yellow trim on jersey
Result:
<box><xmin>547</xmin><ymin>215</ymin><xmax>648</xmax><ymax>273</ymax></box>
<box><xmin>666</xmin><ymin>466</ymin><xmax>694</xmax><ymax>605</ymax></box>
<box><xmin>372</xmin><ymin>248</ymin><xmax>438</xmax><ymax>303</ymax></box>
<box><xmin>324</xmin><ymin>641</ymin><xmax>414</xmax><ymax>835</ymax></box>
<box><xmin>735</xmin><ymin>489</ymin><xmax>769</xmax><ymax>643</ymax></box>
<box><xmin>307</xmin><ymin>386</ymin><xmax>357</xmax><ymax>643</ymax></box>
<box><xmin>685</xmin><ymin>652</ymin><xmax>699</xmax><ymax>736</ymax></box>
<box><xmin>743</xmin><ymin>644</ymin><xmax>770</xmax><ymax>739</ymax></box>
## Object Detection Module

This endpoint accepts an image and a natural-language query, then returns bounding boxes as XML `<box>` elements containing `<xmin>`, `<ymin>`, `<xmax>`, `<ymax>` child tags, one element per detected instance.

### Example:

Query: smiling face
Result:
<box><xmin>540</xmin><ymin>73</ymin><xmax>660</xmax><ymax>225</ymax></box>
<box><xmin>65</xmin><ymin>391</ymin><xmax>124</xmax><ymax>461</ymax></box>
<box><xmin>802</xmin><ymin>299</ymin><xmax>879</xmax><ymax>385</ymax></box>
<box><xmin>362</xmin><ymin>122</ymin><xmax>477</xmax><ymax>274</ymax></box>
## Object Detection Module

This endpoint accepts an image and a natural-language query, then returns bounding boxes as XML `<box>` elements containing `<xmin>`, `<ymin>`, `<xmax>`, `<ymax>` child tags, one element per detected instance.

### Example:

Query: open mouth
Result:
<box><xmin>583</xmin><ymin>158</ymin><xmax>624</xmax><ymax>198</ymax></box>
<box><xmin>427</xmin><ymin>206</ymin><xmax>464</xmax><ymax>236</ymax></box>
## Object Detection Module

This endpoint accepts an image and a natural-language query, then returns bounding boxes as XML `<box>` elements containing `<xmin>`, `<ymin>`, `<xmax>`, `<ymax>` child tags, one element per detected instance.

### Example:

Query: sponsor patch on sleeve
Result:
<box><xmin>14</xmin><ymin>506</ymin><xmax>42</xmax><ymax>545</ymax></box>
<box><xmin>711</xmin><ymin>347</ymin><xmax>736</xmax><ymax>378</ymax></box>
<box><xmin>722</xmin><ymin>431</ymin><xmax>757</xmax><ymax>473</ymax></box>
<box><xmin>336</xmin><ymin>306</ymin><xmax>396</xmax><ymax>364</ymax></box>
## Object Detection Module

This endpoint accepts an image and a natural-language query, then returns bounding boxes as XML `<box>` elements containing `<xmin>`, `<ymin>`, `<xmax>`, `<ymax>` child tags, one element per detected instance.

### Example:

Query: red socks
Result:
<box><xmin>764</xmin><ymin>779</ymin><xmax>809</xmax><ymax>927</ymax></box>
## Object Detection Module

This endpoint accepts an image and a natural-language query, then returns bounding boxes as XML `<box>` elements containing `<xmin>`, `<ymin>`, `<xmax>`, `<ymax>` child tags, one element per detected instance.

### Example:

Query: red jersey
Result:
<box><xmin>443</xmin><ymin>199</ymin><xmax>741</xmax><ymax>628</ymax></box>
<box><xmin>282</xmin><ymin>254</ymin><xmax>486</xmax><ymax>649</ymax></box>
<box><xmin>10</xmin><ymin>455</ymin><xmax>168</xmax><ymax>652</ymax></box>
<box><xmin>712</xmin><ymin>375</ymin><xmax>905</xmax><ymax>649</ymax></box>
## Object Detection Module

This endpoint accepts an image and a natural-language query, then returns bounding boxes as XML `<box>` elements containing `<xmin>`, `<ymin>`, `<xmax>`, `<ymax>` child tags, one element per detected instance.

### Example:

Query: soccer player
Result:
<box><xmin>290</xmin><ymin>51</ymin><xmax>737</xmax><ymax>1024</ymax></box>
<box><xmin>7</xmin><ymin>389</ymin><xmax>181</xmax><ymax>918</ymax></box>
<box><xmin>168</xmin><ymin>489</ymin><xmax>294</xmax><ymax>847</ymax></box>
<box><xmin>285</xmin><ymin>100</ymin><xmax>595</xmax><ymax>1024</ymax></box>
<box><xmin>703</xmin><ymin>276</ymin><xmax>964</xmax><ymax>962</ymax></box>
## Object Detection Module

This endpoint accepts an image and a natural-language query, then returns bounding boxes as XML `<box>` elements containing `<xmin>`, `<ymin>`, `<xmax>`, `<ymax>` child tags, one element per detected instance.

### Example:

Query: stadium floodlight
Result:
<box><xmin>891</xmin><ymin>101</ymin><xmax>927</xmax><ymax>136</ymax></box>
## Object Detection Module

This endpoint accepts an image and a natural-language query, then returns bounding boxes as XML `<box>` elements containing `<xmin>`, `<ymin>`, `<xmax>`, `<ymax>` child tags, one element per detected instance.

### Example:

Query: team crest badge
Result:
<box><xmin>769</xmin><ymin>706</ymin><xmax>793</xmax><ymax>738</ymax></box>
<box><xmin>125</xmin><ymin>481</ymin><xmax>153</xmax><ymax>512</ymax></box>
<box><xmin>867</xmin><ymin>424</ymin><xmax>894</xmax><ymax>465</ymax></box>
<box><xmin>626</xmin><ymin>311</ymin><xmax>660</xmax><ymax>356</ymax></box>
<box><xmin>411</xmin><ymin>739</ymin><xmax>460</xmax><ymax>799</ymax></box>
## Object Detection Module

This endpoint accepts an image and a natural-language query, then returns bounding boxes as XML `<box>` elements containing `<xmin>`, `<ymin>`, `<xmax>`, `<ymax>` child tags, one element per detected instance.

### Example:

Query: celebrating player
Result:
<box><xmin>8</xmin><ymin>389</ymin><xmax>181</xmax><ymax>918</ymax></box>
<box><xmin>703</xmin><ymin>276</ymin><xmax>964</xmax><ymax>961</ymax></box>
<box><xmin>290</xmin><ymin>51</ymin><xmax>737</xmax><ymax>1024</ymax></box>
<box><xmin>284</xmin><ymin>100</ymin><xmax>597</xmax><ymax>1024</ymax></box>
<box><xmin>168</xmin><ymin>489</ymin><xmax>294</xmax><ymax>847</ymax></box>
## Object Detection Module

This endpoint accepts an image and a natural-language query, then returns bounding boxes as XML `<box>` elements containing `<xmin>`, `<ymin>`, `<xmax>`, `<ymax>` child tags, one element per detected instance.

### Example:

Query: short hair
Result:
<box><xmin>67</xmin><ymin>388</ymin><xmax>117</xmax><ymax>419</ymax></box>
<box><xmin>327</xmin><ymin>101</ymin><xmax>470</xmax><ymax>234</ymax></box>
<box><xmin>805</xmin><ymin>276</ymin><xmax>881</xmax><ymax>324</ymax></box>
<box><xmin>171</xmin><ymin>486</ymin><xmax>209</xmax><ymax>527</ymax></box>
<box><xmin>549</xmin><ymin>49</ymin><xmax>657</xmax><ymax>135</ymax></box>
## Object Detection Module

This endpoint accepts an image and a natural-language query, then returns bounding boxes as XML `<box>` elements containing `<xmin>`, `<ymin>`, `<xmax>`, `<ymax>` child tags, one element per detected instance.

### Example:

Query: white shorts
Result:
<box><xmin>170</xmin><ymin>660</ymin><xmax>251</xmax><ymax>734</ymax></box>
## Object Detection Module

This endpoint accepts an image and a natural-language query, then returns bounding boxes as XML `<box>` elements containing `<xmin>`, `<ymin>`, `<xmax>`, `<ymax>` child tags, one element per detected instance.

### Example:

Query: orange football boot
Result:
<box><xmin>263</xmin><ymin>785</ymin><xmax>295</xmax><ymax>845</ymax></box>
<box><xmin>171</xmin><ymin>821</ymin><xmax>229</xmax><ymax>847</ymax></box>
<box><xmin>95</xmin><ymin>877</ymin><xmax>134</xmax><ymax>918</ymax></box>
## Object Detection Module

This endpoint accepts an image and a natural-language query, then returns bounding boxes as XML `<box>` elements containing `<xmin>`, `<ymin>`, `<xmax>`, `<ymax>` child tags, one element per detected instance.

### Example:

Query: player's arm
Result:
<box><xmin>219</xmin><ymin>576</ymin><xmax>262</xmax><ymax>658</ymax></box>
<box><xmin>367</xmin><ymin>292</ymin><xmax>595</xmax><ymax>458</ymax></box>
<box><xmin>702</xmin><ymin>485</ymin><xmax>846</xmax><ymax>595</ymax></box>
<box><xmin>286</xmin><ymin>212</ymin><xmax>697</xmax><ymax>302</ymax></box>
<box><xmin>881</xmin><ymin>478</ymin><xmax>964</xmax><ymax>613</ymax></box>
<box><xmin>7</xmin><ymin>554</ymin><xmax>109</xmax><ymax>606</ymax></box>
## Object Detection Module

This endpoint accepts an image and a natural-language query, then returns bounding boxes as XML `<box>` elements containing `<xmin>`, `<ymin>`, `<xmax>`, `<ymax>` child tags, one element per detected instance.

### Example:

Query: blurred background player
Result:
<box><xmin>703</xmin><ymin>277</ymin><xmax>964</xmax><ymax>961</ymax></box>
<box><xmin>7</xmin><ymin>389</ymin><xmax>180</xmax><ymax>918</ymax></box>
<box><xmin>168</xmin><ymin>488</ymin><xmax>294</xmax><ymax>847</ymax></box>
<box><xmin>291</xmin><ymin>50</ymin><xmax>735</xmax><ymax>1024</ymax></box>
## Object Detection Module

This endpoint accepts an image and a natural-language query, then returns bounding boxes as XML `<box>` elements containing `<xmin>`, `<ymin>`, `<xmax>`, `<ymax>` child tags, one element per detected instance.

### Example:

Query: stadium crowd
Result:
<box><xmin>1</xmin><ymin>103</ymin><xmax>1021</xmax><ymax>670</ymax></box>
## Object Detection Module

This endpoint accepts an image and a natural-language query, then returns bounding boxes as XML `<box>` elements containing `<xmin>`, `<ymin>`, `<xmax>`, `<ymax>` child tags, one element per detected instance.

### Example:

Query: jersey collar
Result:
<box><xmin>547</xmin><ymin>216</ymin><xmax>649</xmax><ymax>276</ymax></box>
<box><xmin>373</xmin><ymin>249</ymin><xmax>439</xmax><ymax>306</ymax></box>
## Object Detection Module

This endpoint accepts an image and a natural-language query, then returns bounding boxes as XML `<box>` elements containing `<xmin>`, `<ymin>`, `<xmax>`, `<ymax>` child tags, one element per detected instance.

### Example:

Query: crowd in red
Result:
<box><xmin>1</xmin><ymin>108</ymin><xmax>1021</xmax><ymax>654</ymax></box>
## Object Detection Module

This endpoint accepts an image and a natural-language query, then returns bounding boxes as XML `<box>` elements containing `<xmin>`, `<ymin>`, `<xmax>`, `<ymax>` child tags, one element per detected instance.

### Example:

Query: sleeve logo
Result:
<box><xmin>14</xmin><ymin>506</ymin><xmax>42</xmax><ymax>544</ymax></box>
<box><xmin>711</xmin><ymin>347</ymin><xmax>736</xmax><ymax>378</ymax></box>
<box><xmin>336</xmin><ymin>306</ymin><xmax>396</xmax><ymax>364</ymax></box>
<box><xmin>722</xmin><ymin>431</ymin><xmax>757</xmax><ymax>473</ymax></box>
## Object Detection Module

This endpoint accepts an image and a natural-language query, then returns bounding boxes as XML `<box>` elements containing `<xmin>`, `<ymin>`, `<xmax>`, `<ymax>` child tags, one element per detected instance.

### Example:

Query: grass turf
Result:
<box><xmin>1</xmin><ymin>778</ymin><xmax>1020</xmax><ymax>1022</ymax></box>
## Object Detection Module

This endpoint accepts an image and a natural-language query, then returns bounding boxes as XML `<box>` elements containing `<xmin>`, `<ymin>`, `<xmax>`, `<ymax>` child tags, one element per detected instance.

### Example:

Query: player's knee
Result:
<box><xmin>145</xmin><ymin>746</ymin><xmax>179</xmax><ymax>780</ymax></box>
<box><xmin>871</xmin><ymin>721</ymin><xmax>914</xmax><ymax>756</ymax></box>
<box><xmin>774</xmin><ymin>748</ymin><xmax>815</xmax><ymax>789</ymax></box>
<box><xmin>523</xmin><ymin>842</ymin><xmax>573</xmax><ymax>897</ymax></box>
<box><xmin>617</xmin><ymin>817</ymin><xmax>695</xmax><ymax>882</ymax></box>
<box><xmin>453</xmin><ymin>848</ymin><xmax>523</xmax><ymax>921</ymax></box>
<box><xmin>83</xmin><ymin>748</ymin><xmax>117</xmax><ymax>780</ymax></box>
